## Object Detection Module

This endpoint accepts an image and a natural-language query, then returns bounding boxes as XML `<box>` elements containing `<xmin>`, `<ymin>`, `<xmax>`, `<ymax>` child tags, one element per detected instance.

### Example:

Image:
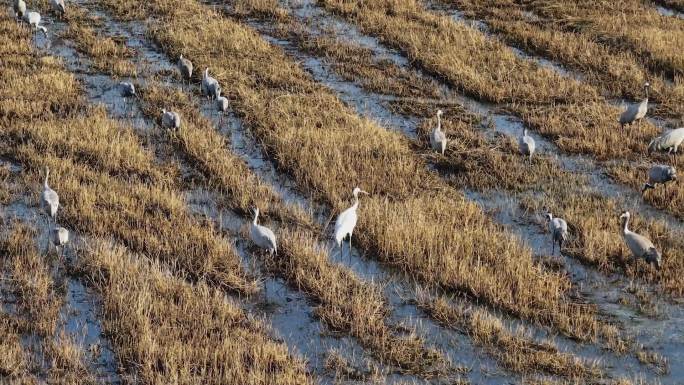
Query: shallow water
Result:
<box><xmin>655</xmin><ymin>5</ymin><xmax>684</xmax><ymax>19</ymax></box>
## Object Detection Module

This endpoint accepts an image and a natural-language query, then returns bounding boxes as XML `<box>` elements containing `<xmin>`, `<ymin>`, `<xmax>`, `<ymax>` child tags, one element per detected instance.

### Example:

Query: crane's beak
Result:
<box><xmin>360</xmin><ymin>190</ymin><xmax>370</xmax><ymax>195</ymax></box>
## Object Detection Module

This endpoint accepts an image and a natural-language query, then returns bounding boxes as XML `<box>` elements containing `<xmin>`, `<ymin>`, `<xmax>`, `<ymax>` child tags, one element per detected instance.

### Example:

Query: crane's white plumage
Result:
<box><xmin>250</xmin><ymin>208</ymin><xmax>277</xmax><ymax>255</ymax></box>
<box><xmin>430</xmin><ymin>109</ymin><xmax>447</xmax><ymax>155</ymax></box>
<box><xmin>14</xmin><ymin>0</ymin><xmax>26</xmax><ymax>19</ymax></box>
<box><xmin>648</xmin><ymin>127</ymin><xmax>684</xmax><ymax>155</ymax></box>
<box><xmin>544</xmin><ymin>212</ymin><xmax>567</xmax><ymax>255</ymax></box>
<box><xmin>217</xmin><ymin>95</ymin><xmax>229</xmax><ymax>113</ymax></box>
<box><xmin>24</xmin><ymin>11</ymin><xmax>47</xmax><ymax>37</ymax></box>
<box><xmin>201</xmin><ymin>68</ymin><xmax>221</xmax><ymax>100</ymax></box>
<box><xmin>41</xmin><ymin>167</ymin><xmax>59</xmax><ymax>220</ymax></box>
<box><xmin>619</xmin><ymin>82</ymin><xmax>649</xmax><ymax>128</ymax></box>
<box><xmin>642</xmin><ymin>164</ymin><xmax>677</xmax><ymax>193</ymax></box>
<box><xmin>119</xmin><ymin>82</ymin><xmax>135</xmax><ymax>97</ymax></box>
<box><xmin>619</xmin><ymin>211</ymin><xmax>661</xmax><ymax>269</ymax></box>
<box><xmin>519</xmin><ymin>129</ymin><xmax>536</xmax><ymax>163</ymax></box>
<box><xmin>177</xmin><ymin>54</ymin><xmax>193</xmax><ymax>82</ymax></box>
<box><xmin>334</xmin><ymin>187</ymin><xmax>369</xmax><ymax>258</ymax></box>
<box><xmin>51</xmin><ymin>226</ymin><xmax>69</xmax><ymax>255</ymax></box>
<box><xmin>161</xmin><ymin>109</ymin><xmax>181</xmax><ymax>129</ymax></box>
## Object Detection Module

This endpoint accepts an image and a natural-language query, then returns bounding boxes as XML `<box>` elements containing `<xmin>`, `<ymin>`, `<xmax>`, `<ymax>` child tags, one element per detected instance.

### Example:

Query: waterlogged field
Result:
<box><xmin>1</xmin><ymin>0</ymin><xmax>684</xmax><ymax>383</ymax></box>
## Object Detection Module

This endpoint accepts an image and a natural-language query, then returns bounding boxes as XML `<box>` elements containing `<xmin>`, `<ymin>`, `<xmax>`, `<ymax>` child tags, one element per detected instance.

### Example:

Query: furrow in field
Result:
<box><xmin>54</xmin><ymin>2</ymin><xmax>457</xmax><ymax>379</ymax></box>
<box><xmin>436</xmin><ymin>0</ymin><xmax>684</xmax><ymax>123</ymax></box>
<box><xmin>86</xmin><ymin>0</ymin><xmax>635</xmax><ymax>376</ymax></box>
<box><xmin>233</xmin><ymin>3</ymin><xmax>684</xmax><ymax>381</ymax></box>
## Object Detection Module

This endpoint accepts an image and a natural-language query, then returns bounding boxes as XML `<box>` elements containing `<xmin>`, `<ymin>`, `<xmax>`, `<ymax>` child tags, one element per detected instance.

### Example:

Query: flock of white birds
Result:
<box><xmin>13</xmin><ymin>0</ymin><xmax>684</xmax><ymax>276</ymax></box>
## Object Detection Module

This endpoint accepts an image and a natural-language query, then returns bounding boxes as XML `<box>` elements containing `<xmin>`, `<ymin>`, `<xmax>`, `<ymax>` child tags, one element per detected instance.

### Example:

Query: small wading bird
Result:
<box><xmin>51</xmin><ymin>226</ymin><xmax>69</xmax><ymax>257</ymax></box>
<box><xmin>216</xmin><ymin>93</ymin><xmax>229</xmax><ymax>123</ymax></box>
<box><xmin>14</xmin><ymin>0</ymin><xmax>26</xmax><ymax>22</ymax></box>
<box><xmin>430</xmin><ymin>109</ymin><xmax>447</xmax><ymax>155</ymax></box>
<box><xmin>250</xmin><ymin>207</ymin><xmax>277</xmax><ymax>256</ymax></box>
<box><xmin>24</xmin><ymin>11</ymin><xmax>47</xmax><ymax>37</ymax></box>
<box><xmin>41</xmin><ymin>167</ymin><xmax>59</xmax><ymax>223</ymax></box>
<box><xmin>619</xmin><ymin>82</ymin><xmax>650</xmax><ymax>129</ymax></box>
<box><xmin>544</xmin><ymin>210</ymin><xmax>568</xmax><ymax>255</ymax></box>
<box><xmin>201</xmin><ymin>68</ymin><xmax>221</xmax><ymax>100</ymax></box>
<box><xmin>648</xmin><ymin>127</ymin><xmax>684</xmax><ymax>162</ymax></box>
<box><xmin>619</xmin><ymin>211</ymin><xmax>661</xmax><ymax>270</ymax></box>
<box><xmin>642</xmin><ymin>164</ymin><xmax>677</xmax><ymax>193</ymax></box>
<box><xmin>518</xmin><ymin>128</ymin><xmax>536</xmax><ymax>163</ymax></box>
<box><xmin>334</xmin><ymin>187</ymin><xmax>369</xmax><ymax>261</ymax></box>
<box><xmin>50</xmin><ymin>0</ymin><xmax>66</xmax><ymax>17</ymax></box>
<box><xmin>177</xmin><ymin>54</ymin><xmax>193</xmax><ymax>86</ymax></box>
<box><xmin>119</xmin><ymin>82</ymin><xmax>135</xmax><ymax>97</ymax></box>
<box><xmin>161</xmin><ymin>109</ymin><xmax>181</xmax><ymax>129</ymax></box>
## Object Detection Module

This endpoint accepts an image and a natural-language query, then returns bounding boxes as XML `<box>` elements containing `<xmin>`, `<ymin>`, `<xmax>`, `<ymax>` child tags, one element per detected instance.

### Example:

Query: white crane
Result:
<box><xmin>51</xmin><ymin>226</ymin><xmax>69</xmax><ymax>257</ymax></box>
<box><xmin>41</xmin><ymin>166</ymin><xmax>59</xmax><ymax>222</ymax></box>
<box><xmin>544</xmin><ymin>211</ymin><xmax>567</xmax><ymax>255</ymax></box>
<box><xmin>334</xmin><ymin>187</ymin><xmax>369</xmax><ymax>260</ymax></box>
<box><xmin>14</xmin><ymin>0</ymin><xmax>26</xmax><ymax>21</ymax></box>
<box><xmin>619</xmin><ymin>82</ymin><xmax>650</xmax><ymax>129</ymax></box>
<box><xmin>642</xmin><ymin>164</ymin><xmax>677</xmax><ymax>193</ymax></box>
<box><xmin>24</xmin><ymin>11</ymin><xmax>47</xmax><ymax>37</ymax></box>
<box><xmin>161</xmin><ymin>109</ymin><xmax>181</xmax><ymax>129</ymax></box>
<box><xmin>648</xmin><ymin>127</ymin><xmax>684</xmax><ymax>162</ymax></box>
<box><xmin>518</xmin><ymin>128</ymin><xmax>536</xmax><ymax>163</ymax></box>
<box><xmin>250</xmin><ymin>207</ymin><xmax>277</xmax><ymax>255</ymax></box>
<box><xmin>430</xmin><ymin>109</ymin><xmax>447</xmax><ymax>155</ymax></box>
<box><xmin>177</xmin><ymin>54</ymin><xmax>193</xmax><ymax>86</ymax></box>
<box><xmin>201</xmin><ymin>68</ymin><xmax>221</xmax><ymax>100</ymax></box>
<box><xmin>50</xmin><ymin>0</ymin><xmax>66</xmax><ymax>17</ymax></box>
<box><xmin>216</xmin><ymin>93</ymin><xmax>229</xmax><ymax>123</ymax></box>
<box><xmin>619</xmin><ymin>211</ymin><xmax>661</xmax><ymax>270</ymax></box>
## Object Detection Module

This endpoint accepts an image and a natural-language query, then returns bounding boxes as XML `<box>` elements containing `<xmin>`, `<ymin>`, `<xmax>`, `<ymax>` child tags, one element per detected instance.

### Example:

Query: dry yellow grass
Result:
<box><xmin>319</xmin><ymin>0</ymin><xmax>660</xmax><ymax>161</ymax></box>
<box><xmin>46</xmin><ymin>11</ymin><xmax>453</xmax><ymax>375</ymax></box>
<box><xmin>523</xmin><ymin>0</ymin><xmax>684</xmax><ymax>80</ymax></box>
<box><xmin>89</xmin><ymin>0</ymin><xmax>621</xmax><ymax>348</ymax></box>
<box><xmin>443</xmin><ymin>0</ymin><xmax>684</xmax><ymax>118</ymax></box>
<box><xmin>78</xmin><ymin>238</ymin><xmax>312</xmax><ymax>385</ymax></box>
<box><xmin>0</xmin><ymin>16</ymin><xmax>256</xmax><ymax>295</ymax></box>
<box><xmin>417</xmin><ymin>292</ymin><xmax>602</xmax><ymax>379</ymax></box>
<box><xmin>0</xmin><ymin>222</ymin><xmax>96</xmax><ymax>384</ymax></box>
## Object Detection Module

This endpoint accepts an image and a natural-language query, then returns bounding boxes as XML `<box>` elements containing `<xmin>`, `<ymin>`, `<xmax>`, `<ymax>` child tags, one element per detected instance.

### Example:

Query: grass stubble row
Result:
<box><xmin>441</xmin><ymin>0</ymin><xmax>684</xmax><ymax>120</ymax></box>
<box><xmin>54</xmin><ymin>0</ymin><xmax>611</xmax><ymax>379</ymax></box>
<box><xmin>85</xmin><ymin>0</ymin><xmax>635</xmax><ymax>374</ymax></box>
<box><xmin>0</xmin><ymin>200</ymin><xmax>96</xmax><ymax>383</ymax></box>
<box><xmin>314</xmin><ymin>0</ymin><xmax>684</xmax><ymax>294</ymax></box>
<box><xmin>220</xmin><ymin>5</ymin><xmax>626</xmax><ymax>378</ymax></box>
<box><xmin>241</xmin><ymin>0</ymin><xmax>684</xmax><ymax>303</ymax></box>
<box><xmin>0</xmin><ymin>14</ymin><xmax>321</xmax><ymax>384</ymax></box>
<box><xmin>47</xmin><ymin>3</ymin><xmax>454</xmax><ymax>377</ymax></box>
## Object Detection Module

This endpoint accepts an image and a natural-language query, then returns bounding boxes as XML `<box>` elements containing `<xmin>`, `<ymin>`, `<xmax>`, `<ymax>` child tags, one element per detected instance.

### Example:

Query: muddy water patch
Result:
<box><xmin>655</xmin><ymin>4</ymin><xmax>684</xmax><ymax>19</ymax></box>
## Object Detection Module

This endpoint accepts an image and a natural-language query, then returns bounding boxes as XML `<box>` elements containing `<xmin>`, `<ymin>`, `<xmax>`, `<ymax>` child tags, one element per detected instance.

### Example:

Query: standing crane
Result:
<box><xmin>619</xmin><ymin>211</ymin><xmax>661</xmax><ymax>270</ymax></box>
<box><xmin>51</xmin><ymin>226</ymin><xmax>69</xmax><ymax>257</ymax></box>
<box><xmin>50</xmin><ymin>0</ymin><xmax>66</xmax><ymax>18</ymax></box>
<box><xmin>24</xmin><ymin>11</ymin><xmax>47</xmax><ymax>37</ymax></box>
<box><xmin>544</xmin><ymin>211</ymin><xmax>568</xmax><ymax>255</ymax></box>
<box><xmin>201</xmin><ymin>68</ymin><xmax>221</xmax><ymax>100</ymax></box>
<box><xmin>161</xmin><ymin>109</ymin><xmax>181</xmax><ymax>129</ymax></box>
<box><xmin>619</xmin><ymin>82</ymin><xmax>650</xmax><ymax>129</ymax></box>
<box><xmin>250</xmin><ymin>207</ymin><xmax>277</xmax><ymax>256</ymax></box>
<box><xmin>642</xmin><ymin>164</ymin><xmax>677</xmax><ymax>193</ymax></box>
<box><xmin>216</xmin><ymin>93</ymin><xmax>229</xmax><ymax>123</ymax></box>
<box><xmin>430</xmin><ymin>109</ymin><xmax>447</xmax><ymax>155</ymax></box>
<box><xmin>41</xmin><ymin>167</ymin><xmax>59</xmax><ymax>223</ymax></box>
<box><xmin>518</xmin><ymin>128</ymin><xmax>536</xmax><ymax>163</ymax></box>
<box><xmin>648</xmin><ymin>127</ymin><xmax>684</xmax><ymax>163</ymax></box>
<box><xmin>14</xmin><ymin>0</ymin><xmax>26</xmax><ymax>21</ymax></box>
<box><xmin>334</xmin><ymin>187</ymin><xmax>369</xmax><ymax>261</ymax></box>
<box><xmin>177</xmin><ymin>54</ymin><xmax>193</xmax><ymax>87</ymax></box>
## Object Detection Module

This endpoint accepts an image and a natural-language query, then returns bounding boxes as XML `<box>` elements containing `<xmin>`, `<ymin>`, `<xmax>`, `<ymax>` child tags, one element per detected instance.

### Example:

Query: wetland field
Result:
<box><xmin>2</xmin><ymin>0</ymin><xmax>684</xmax><ymax>384</ymax></box>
